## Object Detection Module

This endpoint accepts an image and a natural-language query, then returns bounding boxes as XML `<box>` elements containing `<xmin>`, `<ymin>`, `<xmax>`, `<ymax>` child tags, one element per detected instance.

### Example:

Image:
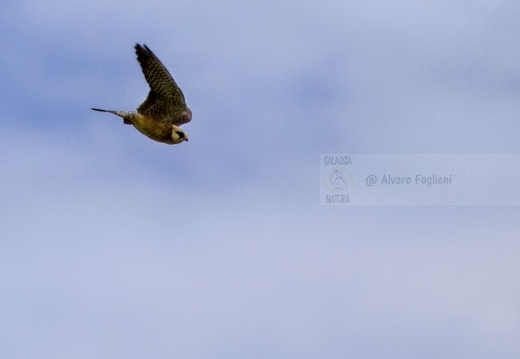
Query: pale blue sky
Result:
<box><xmin>1</xmin><ymin>0</ymin><xmax>520</xmax><ymax>358</ymax></box>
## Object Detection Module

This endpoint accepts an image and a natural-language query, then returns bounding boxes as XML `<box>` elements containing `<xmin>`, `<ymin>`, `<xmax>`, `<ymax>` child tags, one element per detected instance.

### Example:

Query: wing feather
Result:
<box><xmin>135</xmin><ymin>44</ymin><xmax>190</xmax><ymax>125</ymax></box>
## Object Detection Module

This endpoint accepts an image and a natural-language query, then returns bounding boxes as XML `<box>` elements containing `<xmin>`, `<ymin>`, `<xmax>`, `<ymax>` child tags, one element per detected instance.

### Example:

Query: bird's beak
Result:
<box><xmin>185</xmin><ymin>138</ymin><xmax>189</xmax><ymax>142</ymax></box>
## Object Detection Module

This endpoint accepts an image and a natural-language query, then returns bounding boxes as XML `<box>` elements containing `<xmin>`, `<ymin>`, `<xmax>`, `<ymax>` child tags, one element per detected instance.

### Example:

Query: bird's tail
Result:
<box><xmin>91</xmin><ymin>108</ymin><xmax>135</xmax><ymax>124</ymax></box>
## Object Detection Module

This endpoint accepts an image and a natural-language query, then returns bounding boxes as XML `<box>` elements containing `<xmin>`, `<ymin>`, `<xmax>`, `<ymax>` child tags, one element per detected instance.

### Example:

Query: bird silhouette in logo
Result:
<box><xmin>92</xmin><ymin>44</ymin><xmax>192</xmax><ymax>145</ymax></box>
<box><xmin>329</xmin><ymin>169</ymin><xmax>349</xmax><ymax>191</ymax></box>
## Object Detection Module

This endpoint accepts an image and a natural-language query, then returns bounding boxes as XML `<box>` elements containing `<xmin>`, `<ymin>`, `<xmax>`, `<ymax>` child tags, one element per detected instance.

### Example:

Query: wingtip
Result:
<box><xmin>135</xmin><ymin>43</ymin><xmax>155</xmax><ymax>57</ymax></box>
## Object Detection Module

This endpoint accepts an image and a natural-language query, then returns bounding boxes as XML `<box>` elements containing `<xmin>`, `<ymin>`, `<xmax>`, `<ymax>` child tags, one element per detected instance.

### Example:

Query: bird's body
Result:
<box><xmin>92</xmin><ymin>44</ymin><xmax>191</xmax><ymax>145</ymax></box>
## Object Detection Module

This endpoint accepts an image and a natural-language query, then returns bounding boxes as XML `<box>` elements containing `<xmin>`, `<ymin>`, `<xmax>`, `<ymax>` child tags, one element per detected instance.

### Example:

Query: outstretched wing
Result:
<box><xmin>135</xmin><ymin>44</ymin><xmax>190</xmax><ymax>125</ymax></box>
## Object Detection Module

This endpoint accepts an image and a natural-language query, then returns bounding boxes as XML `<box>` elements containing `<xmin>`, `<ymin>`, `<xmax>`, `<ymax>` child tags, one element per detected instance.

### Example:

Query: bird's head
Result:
<box><xmin>171</xmin><ymin>125</ymin><xmax>188</xmax><ymax>144</ymax></box>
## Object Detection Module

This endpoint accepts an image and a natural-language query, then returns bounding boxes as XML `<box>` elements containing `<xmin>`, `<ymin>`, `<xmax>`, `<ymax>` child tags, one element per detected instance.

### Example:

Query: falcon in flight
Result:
<box><xmin>92</xmin><ymin>44</ymin><xmax>192</xmax><ymax>145</ymax></box>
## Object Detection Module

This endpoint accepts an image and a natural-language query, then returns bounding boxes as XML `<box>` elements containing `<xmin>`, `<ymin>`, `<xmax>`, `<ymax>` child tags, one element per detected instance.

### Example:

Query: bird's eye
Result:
<box><xmin>177</xmin><ymin>132</ymin><xmax>185</xmax><ymax>138</ymax></box>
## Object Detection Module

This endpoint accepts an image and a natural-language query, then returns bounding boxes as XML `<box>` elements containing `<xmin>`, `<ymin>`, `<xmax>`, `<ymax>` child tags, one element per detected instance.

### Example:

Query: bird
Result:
<box><xmin>92</xmin><ymin>44</ymin><xmax>192</xmax><ymax>145</ymax></box>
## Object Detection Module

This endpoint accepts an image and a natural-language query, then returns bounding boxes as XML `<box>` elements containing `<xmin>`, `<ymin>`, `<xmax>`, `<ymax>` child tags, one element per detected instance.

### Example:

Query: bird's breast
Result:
<box><xmin>131</xmin><ymin>113</ymin><xmax>174</xmax><ymax>144</ymax></box>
